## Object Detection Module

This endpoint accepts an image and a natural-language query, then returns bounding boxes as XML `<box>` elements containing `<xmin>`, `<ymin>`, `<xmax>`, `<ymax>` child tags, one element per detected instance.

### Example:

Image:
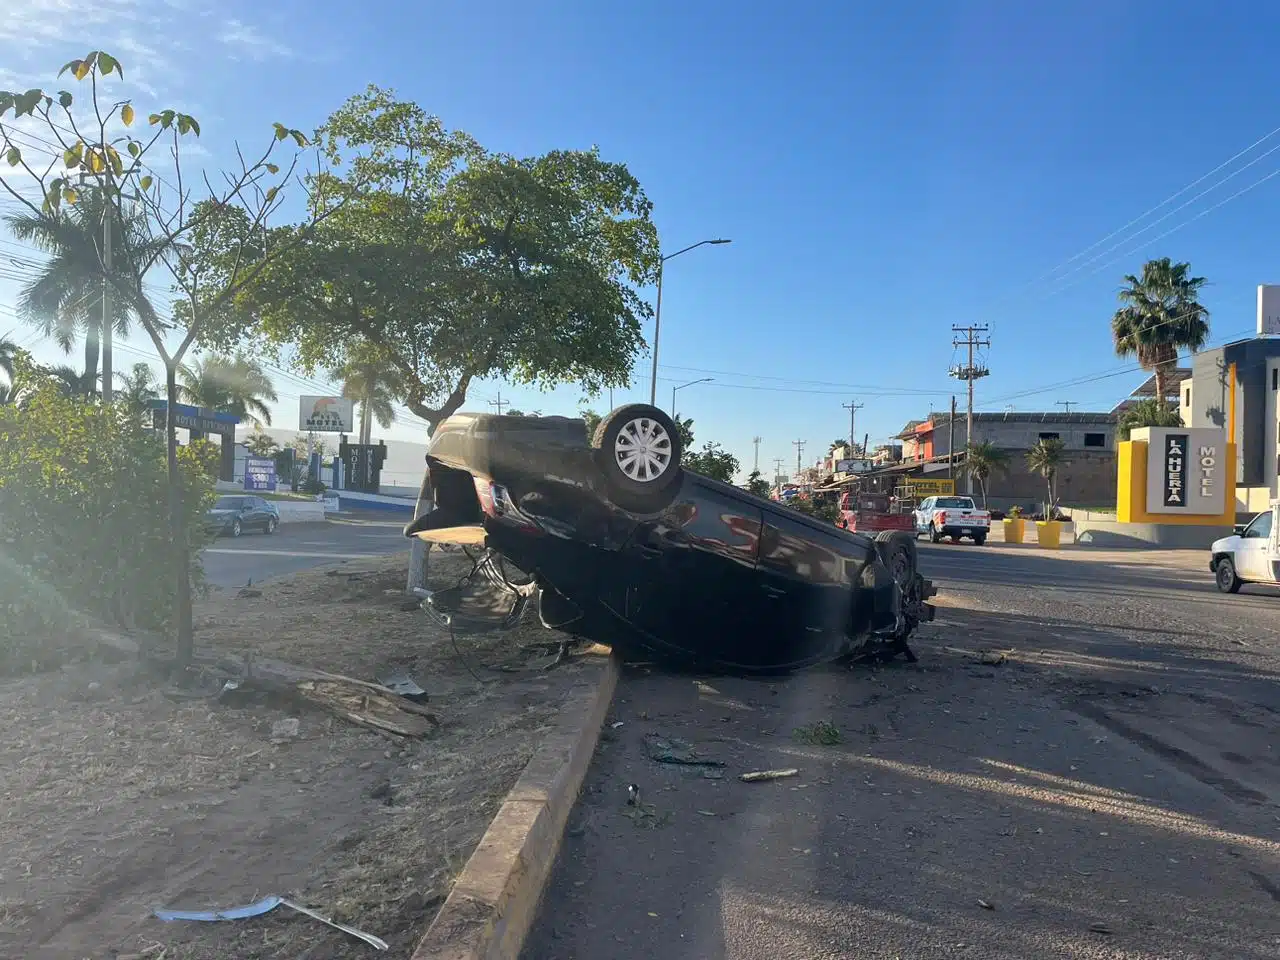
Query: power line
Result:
<box><xmin>1056</xmin><ymin>401</ymin><xmax>1077</xmax><ymax>414</ymax></box>
<box><xmin>950</xmin><ymin>324</ymin><xmax>991</xmax><ymax>495</ymax></box>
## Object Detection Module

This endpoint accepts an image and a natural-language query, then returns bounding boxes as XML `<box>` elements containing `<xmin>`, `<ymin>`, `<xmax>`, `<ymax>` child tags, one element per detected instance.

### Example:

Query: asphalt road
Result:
<box><xmin>523</xmin><ymin>541</ymin><xmax>1280</xmax><ymax>960</ymax></box>
<box><xmin>200</xmin><ymin>519</ymin><xmax>409</xmax><ymax>589</ymax></box>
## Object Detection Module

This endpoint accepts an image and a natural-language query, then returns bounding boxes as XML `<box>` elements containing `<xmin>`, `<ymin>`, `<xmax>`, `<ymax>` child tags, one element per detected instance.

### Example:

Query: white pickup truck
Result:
<box><xmin>914</xmin><ymin>495</ymin><xmax>991</xmax><ymax>545</ymax></box>
<box><xmin>1211</xmin><ymin>500</ymin><xmax>1280</xmax><ymax>593</ymax></box>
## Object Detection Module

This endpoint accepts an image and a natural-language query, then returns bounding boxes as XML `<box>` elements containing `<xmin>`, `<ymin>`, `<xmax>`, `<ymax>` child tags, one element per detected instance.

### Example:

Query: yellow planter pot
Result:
<box><xmin>1035</xmin><ymin>520</ymin><xmax>1063</xmax><ymax>549</ymax></box>
<box><xmin>1002</xmin><ymin>518</ymin><xmax>1025</xmax><ymax>543</ymax></box>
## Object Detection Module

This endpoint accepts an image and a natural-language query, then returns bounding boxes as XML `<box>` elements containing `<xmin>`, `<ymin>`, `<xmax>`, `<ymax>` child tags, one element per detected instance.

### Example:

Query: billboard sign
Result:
<box><xmin>243</xmin><ymin>457</ymin><xmax>278</xmax><ymax>492</ymax></box>
<box><xmin>1136</xmin><ymin>426</ymin><xmax>1226</xmax><ymax>515</ymax></box>
<box><xmin>906</xmin><ymin>478</ymin><xmax>955</xmax><ymax>496</ymax></box>
<box><xmin>835</xmin><ymin>458</ymin><xmax>872</xmax><ymax>474</ymax></box>
<box><xmin>300</xmin><ymin>396</ymin><xmax>354</xmax><ymax>433</ymax></box>
<box><xmin>148</xmin><ymin>400</ymin><xmax>238</xmax><ymax>436</ymax></box>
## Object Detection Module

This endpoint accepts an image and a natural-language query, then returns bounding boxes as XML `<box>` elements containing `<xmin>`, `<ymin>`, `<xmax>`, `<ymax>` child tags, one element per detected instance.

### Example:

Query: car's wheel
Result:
<box><xmin>230</xmin><ymin>519</ymin><xmax>242</xmax><ymax>538</ymax></box>
<box><xmin>1215</xmin><ymin>556</ymin><xmax>1243</xmax><ymax>594</ymax></box>
<box><xmin>929</xmin><ymin>523</ymin><xmax>942</xmax><ymax>544</ymax></box>
<box><xmin>593</xmin><ymin>404</ymin><xmax>684</xmax><ymax>505</ymax></box>
<box><xmin>265</xmin><ymin>517</ymin><xmax>278</xmax><ymax>535</ymax></box>
<box><xmin>973</xmin><ymin>532</ymin><xmax>987</xmax><ymax>546</ymax></box>
<box><xmin>875</xmin><ymin>530</ymin><xmax>919</xmax><ymax>589</ymax></box>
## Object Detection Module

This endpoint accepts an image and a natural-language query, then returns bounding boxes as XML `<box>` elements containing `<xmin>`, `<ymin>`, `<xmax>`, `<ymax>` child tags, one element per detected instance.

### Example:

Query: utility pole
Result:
<box><xmin>752</xmin><ymin>436</ymin><xmax>762</xmax><ymax>473</ymax></box>
<box><xmin>842</xmin><ymin>400</ymin><xmax>864</xmax><ymax>454</ymax></box>
<box><xmin>772</xmin><ymin>457</ymin><xmax>785</xmax><ymax>483</ymax></box>
<box><xmin>950</xmin><ymin>324</ymin><xmax>991</xmax><ymax>494</ymax></box>
<box><xmin>1056</xmin><ymin>401</ymin><xmax>1076</xmax><ymax>415</ymax></box>
<box><xmin>489</xmin><ymin>390</ymin><xmax>508</xmax><ymax>416</ymax></box>
<box><xmin>792</xmin><ymin>439</ymin><xmax>806</xmax><ymax>477</ymax></box>
<box><xmin>948</xmin><ymin>395</ymin><xmax>957</xmax><ymax>480</ymax></box>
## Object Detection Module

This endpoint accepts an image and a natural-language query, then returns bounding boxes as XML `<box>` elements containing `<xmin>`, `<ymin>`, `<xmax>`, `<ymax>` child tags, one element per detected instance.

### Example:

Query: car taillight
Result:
<box><xmin>473</xmin><ymin>477</ymin><xmax>540</xmax><ymax>533</ymax></box>
<box><xmin>936</xmin><ymin>511</ymin><xmax>947</xmax><ymax>525</ymax></box>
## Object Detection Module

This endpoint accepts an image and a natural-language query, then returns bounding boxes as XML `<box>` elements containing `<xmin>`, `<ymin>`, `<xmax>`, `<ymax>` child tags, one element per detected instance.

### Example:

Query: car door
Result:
<box><xmin>915</xmin><ymin>498</ymin><xmax>933</xmax><ymax>532</ymax></box>
<box><xmin>1235</xmin><ymin>509</ymin><xmax>1277</xmax><ymax>582</ymax></box>
<box><xmin>619</xmin><ymin>476</ymin><xmax>763</xmax><ymax>663</ymax></box>
<box><xmin>245</xmin><ymin>497</ymin><xmax>265</xmax><ymax>528</ymax></box>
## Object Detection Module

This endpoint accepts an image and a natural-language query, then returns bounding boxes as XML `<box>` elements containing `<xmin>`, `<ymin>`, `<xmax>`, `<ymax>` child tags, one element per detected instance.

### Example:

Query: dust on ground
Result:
<box><xmin>0</xmin><ymin>550</ymin><xmax>598</xmax><ymax>960</ymax></box>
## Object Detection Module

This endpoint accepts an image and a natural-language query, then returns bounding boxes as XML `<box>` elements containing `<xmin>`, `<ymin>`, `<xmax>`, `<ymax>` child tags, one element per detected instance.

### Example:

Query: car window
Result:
<box><xmin>214</xmin><ymin>496</ymin><xmax>245</xmax><ymax>510</ymax></box>
<box><xmin>1244</xmin><ymin>511</ymin><xmax>1273</xmax><ymax>539</ymax></box>
<box><xmin>920</xmin><ymin>498</ymin><xmax>933</xmax><ymax>510</ymax></box>
<box><xmin>935</xmin><ymin>497</ymin><xmax>974</xmax><ymax>509</ymax></box>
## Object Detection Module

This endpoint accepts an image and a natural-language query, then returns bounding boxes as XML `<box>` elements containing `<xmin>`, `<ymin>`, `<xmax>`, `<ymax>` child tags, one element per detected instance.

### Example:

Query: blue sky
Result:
<box><xmin>3</xmin><ymin>0</ymin><xmax>1279</xmax><ymax>479</ymax></box>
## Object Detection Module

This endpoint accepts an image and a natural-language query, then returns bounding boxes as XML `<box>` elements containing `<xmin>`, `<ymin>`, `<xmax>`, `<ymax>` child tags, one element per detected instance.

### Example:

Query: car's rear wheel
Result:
<box><xmin>929</xmin><ymin>523</ymin><xmax>942</xmax><ymax>544</ymax></box>
<box><xmin>972</xmin><ymin>532</ymin><xmax>987</xmax><ymax>545</ymax></box>
<box><xmin>875</xmin><ymin>530</ymin><xmax>918</xmax><ymax>589</ymax></box>
<box><xmin>1215</xmin><ymin>556</ymin><xmax>1243</xmax><ymax>594</ymax></box>
<box><xmin>265</xmin><ymin>517</ymin><xmax>278</xmax><ymax>535</ymax></box>
<box><xmin>593</xmin><ymin>404</ymin><xmax>684</xmax><ymax>507</ymax></box>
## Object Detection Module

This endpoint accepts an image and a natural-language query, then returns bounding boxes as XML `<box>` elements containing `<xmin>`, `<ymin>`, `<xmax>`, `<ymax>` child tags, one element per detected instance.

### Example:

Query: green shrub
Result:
<box><xmin>0</xmin><ymin>373</ymin><xmax>218</xmax><ymax>672</ymax></box>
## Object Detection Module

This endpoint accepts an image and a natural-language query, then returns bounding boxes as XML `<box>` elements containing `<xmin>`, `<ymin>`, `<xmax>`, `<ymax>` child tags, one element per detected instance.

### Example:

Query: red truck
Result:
<box><xmin>838</xmin><ymin>490</ymin><xmax>914</xmax><ymax>535</ymax></box>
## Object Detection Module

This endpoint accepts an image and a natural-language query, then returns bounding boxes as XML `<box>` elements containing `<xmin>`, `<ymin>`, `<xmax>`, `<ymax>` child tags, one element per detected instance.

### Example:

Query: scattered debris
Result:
<box><xmin>201</xmin><ymin>652</ymin><xmax>440</xmax><ymax>739</ymax></box>
<box><xmin>644</xmin><ymin>734</ymin><xmax>724</xmax><ymax>767</ymax></box>
<box><xmin>237</xmin><ymin>587</ymin><xmax>263</xmax><ymax>599</ymax></box>
<box><xmin>376</xmin><ymin>666</ymin><xmax>428</xmax><ymax>703</ymax></box>
<box><xmin>740</xmin><ymin>768</ymin><xmax>800</xmax><ymax>783</ymax></box>
<box><xmin>154</xmin><ymin>895</ymin><xmax>389</xmax><ymax>950</ymax></box>
<box><xmin>978</xmin><ymin>899</ymin><xmax>995</xmax><ymax>910</ymax></box>
<box><xmin>1088</xmin><ymin>922</ymin><xmax>1113</xmax><ymax>935</ymax></box>
<box><xmin>697</xmin><ymin>809</ymin><xmax>717</xmax><ymax>817</ymax></box>
<box><xmin>626</xmin><ymin>783</ymin><xmax>641</xmax><ymax>806</ymax></box>
<box><xmin>944</xmin><ymin>646</ymin><xmax>1011</xmax><ymax>665</ymax></box>
<box><xmin>270</xmin><ymin>718</ymin><xmax>301</xmax><ymax>742</ymax></box>
<box><xmin>793</xmin><ymin>720</ymin><xmax>841</xmax><ymax>745</ymax></box>
<box><xmin>621</xmin><ymin>801</ymin><xmax>671</xmax><ymax>829</ymax></box>
<box><xmin>611</xmin><ymin>721</ymin><xmax>625</xmax><ymax>729</ymax></box>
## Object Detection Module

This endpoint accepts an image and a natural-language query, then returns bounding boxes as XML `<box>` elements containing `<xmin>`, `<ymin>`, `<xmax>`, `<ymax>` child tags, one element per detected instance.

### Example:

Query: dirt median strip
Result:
<box><xmin>410</xmin><ymin>650</ymin><xmax>620</xmax><ymax>960</ymax></box>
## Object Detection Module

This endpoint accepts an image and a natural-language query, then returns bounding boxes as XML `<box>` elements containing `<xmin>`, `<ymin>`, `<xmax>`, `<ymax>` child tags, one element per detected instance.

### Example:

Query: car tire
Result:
<box><xmin>929</xmin><ymin>523</ymin><xmax>942</xmax><ymax>544</ymax></box>
<box><xmin>972</xmin><ymin>532</ymin><xmax>987</xmax><ymax>546</ymax></box>
<box><xmin>593</xmin><ymin>404</ymin><xmax>684</xmax><ymax>506</ymax></box>
<box><xmin>875</xmin><ymin>530</ymin><xmax>918</xmax><ymax>588</ymax></box>
<box><xmin>1215</xmin><ymin>556</ymin><xmax>1243</xmax><ymax>594</ymax></box>
<box><xmin>265</xmin><ymin>517</ymin><xmax>277</xmax><ymax>535</ymax></box>
<box><xmin>231</xmin><ymin>519</ymin><xmax>242</xmax><ymax>538</ymax></box>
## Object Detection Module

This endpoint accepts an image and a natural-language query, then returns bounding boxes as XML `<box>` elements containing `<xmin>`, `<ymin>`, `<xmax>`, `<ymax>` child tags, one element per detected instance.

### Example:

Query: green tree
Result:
<box><xmin>0</xmin><ymin>50</ymin><xmax>327</xmax><ymax>665</ymax></box>
<box><xmin>0</xmin><ymin>332</ymin><xmax>16</xmax><ymax>381</ymax></box>
<box><xmin>0</xmin><ymin>358</ymin><xmax>216</xmax><ymax>671</ymax></box>
<box><xmin>244</xmin><ymin>426</ymin><xmax>279</xmax><ymax>457</ymax></box>
<box><xmin>685</xmin><ymin>441</ymin><xmax>740</xmax><ymax>483</ymax></box>
<box><xmin>1112</xmin><ymin>258</ymin><xmax>1210</xmax><ymax>410</ymax></box>
<box><xmin>962</xmin><ymin>440</ymin><xmax>1009</xmax><ymax>508</ymax></box>
<box><xmin>114</xmin><ymin>361</ymin><xmax>159</xmax><ymax>416</ymax></box>
<box><xmin>5</xmin><ymin>188</ymin><xmax>163</xmax><ymax>397</ymax></box>
<box><xmin>1117</xmin><ymin>397</ymin><xmax>1183</xmax><ymax>440</ymax></box>
<box><xmin>1025</xmin><ymin>438</ymin><xmax>1068</xmax><ymax>516</ymax></box>
<box><xmin>45</xmin><ymin>363</ymin><xmax>98</xmax><ymax>398</ymax></box>
<box><xmin>331</xmin><ymin>343</ymin><xmax>403</xmax><ymax>445</ymax></box>
<box><xmin>179</xmin><ymin>354</ymin><xmax>278</xmax><ymax>426</ymax></box>
<box><xmin>745</xmin><ymin>469</ymin><xmax>772</xmax><ymax>498</ymax></box>
<box><xmin>190</xmin><ymin>86</ymin><xmax>658</xmax><ymax>427</ymax></box>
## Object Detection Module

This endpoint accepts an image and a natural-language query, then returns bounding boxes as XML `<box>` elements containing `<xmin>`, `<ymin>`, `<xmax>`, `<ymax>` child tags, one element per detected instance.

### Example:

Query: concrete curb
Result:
<box><xmin>410</xmin><ymin>650</ymin><xmax>621</xmax><ymax>960</ymax></box>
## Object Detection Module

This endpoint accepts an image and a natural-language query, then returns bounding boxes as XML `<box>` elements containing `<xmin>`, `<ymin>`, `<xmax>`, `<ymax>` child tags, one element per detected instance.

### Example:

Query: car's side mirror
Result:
<box><xmin>1233</xmin><ymin>524</ymin><xmax>1246</xmax><ymax>535</ymax></box>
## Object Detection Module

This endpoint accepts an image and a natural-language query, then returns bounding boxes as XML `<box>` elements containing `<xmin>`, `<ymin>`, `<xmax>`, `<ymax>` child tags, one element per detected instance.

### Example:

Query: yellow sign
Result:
<box><xmin>902</xmin><ymin>478</ymin><xmax>954</xmax><ymax>496</ymax></box>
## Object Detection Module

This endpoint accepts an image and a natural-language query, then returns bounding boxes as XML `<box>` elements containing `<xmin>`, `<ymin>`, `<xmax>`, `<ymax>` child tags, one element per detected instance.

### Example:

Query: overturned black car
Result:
<box><xmin>404</xmin><ymin>404</ymin><xmax>935</xmax><ymax>674</ymax></box>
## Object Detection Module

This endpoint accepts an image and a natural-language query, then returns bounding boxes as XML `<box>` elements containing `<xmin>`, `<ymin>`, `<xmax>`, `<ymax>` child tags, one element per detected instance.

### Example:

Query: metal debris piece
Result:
<box><xmin>644</xmin><ymin>734</ymin><xmax>724</xmax><ymax>767</ymax></box>
<box><xmin>978</xmin><ymin>899</ymin><xmax>994</xmax><ymax>910</ymax></box>
<box><xmin>154</xmin><ymin>895</ymin><xmax>388</xmax><ymax>950</ymax></box>
<box><xmin>270</xmin><ymin>718</ymin><xmax>300</xmax><ymax>742</ymax></box>
<box><xmin>740</xmin><ymin>768</ymin><xmax>800</xmax><ymax>783</ymax></box>
<box><xmin>1088</xmin><ymin>922</ymin><xmax>1113</xmax><ymax>935</ymax></box>
<box><xmin>626</xmin><ymin>783</ymin><xmax>640</xmax><ymax>806</ymax></box>
<box><xmin>376</xmin><ymin>667</ymin><xmax>428</xmax><ymax>703</ymax></box>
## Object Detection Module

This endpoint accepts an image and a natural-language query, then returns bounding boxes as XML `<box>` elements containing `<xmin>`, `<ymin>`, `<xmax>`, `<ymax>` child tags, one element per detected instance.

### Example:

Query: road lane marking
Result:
<box><xmin>204</xmin><ymin>549</ymin><xmax>389</xmax><ymax>559</ymax></box>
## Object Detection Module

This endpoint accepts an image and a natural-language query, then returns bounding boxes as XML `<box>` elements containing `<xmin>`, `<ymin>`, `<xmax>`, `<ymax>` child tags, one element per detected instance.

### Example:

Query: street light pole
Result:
<box><xmin>672</xmin><ymin>377</ymin><xmax>713</xmax><ymax>417</ymax></box>
<box><xmin>648</xmin><ymin>238</ymin><xmax>731</xmax><ymax>405</ymax></box>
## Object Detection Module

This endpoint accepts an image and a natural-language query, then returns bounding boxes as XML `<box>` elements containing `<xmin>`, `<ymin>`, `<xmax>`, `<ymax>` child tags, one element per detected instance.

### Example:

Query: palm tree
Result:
<box><xmin>179</xmin><ymin>354</ymin><xmax>278</xmax><ymax>426</ymax></box>
<box><xmin>1112</xmin><ymin>258</ymin><xmax>1210</xmax><ymax>410</ymax></box>
<box><xmin>1025</xmin><ymin>438</ymin><xmax>1067</xmax><ymax>517</ymax></box>
<box><xmin>962</xmin><ymin>441</ymin><xmax>1009</xmax><ymax>508</ymax></box>
<box><xmin>5</xmin><ymin>190</ymin><xmax>163</xmax><ymax>393</ymax></box>
<box><xmin>1117</xmin><ymin>397</ymin><xmax>1182</xmax><ymax>440</ymax></box>
<box><xmin>0</xmin><ymin>332</ymin><xmax>17</xmax><ymax>382</ymax></box>
<box><xmin>331</xmin><ymin>346</ymin><xmax>403</xmax><ymax>445</ymax></box>
<box><xmin>46</xmin><ymin>363</ymin><xmax>99</xmax><ymax>399</ymax></box>
<box><xmin>114</xmin><ymin>362</ymin><xmax>160</xmax><ymax>417</ymax></box>
<box><xmin>245</xmin><ymin>426</ymin><xmax>279</xmax><ymax>457</ymax></box>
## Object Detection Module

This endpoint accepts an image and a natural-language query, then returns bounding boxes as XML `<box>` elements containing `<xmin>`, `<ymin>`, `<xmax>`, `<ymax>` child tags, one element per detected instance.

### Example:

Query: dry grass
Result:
<box><xmin>0</xmin><ymin>552</ymin><xmax>597</xmax><ymax>960</ymax></box>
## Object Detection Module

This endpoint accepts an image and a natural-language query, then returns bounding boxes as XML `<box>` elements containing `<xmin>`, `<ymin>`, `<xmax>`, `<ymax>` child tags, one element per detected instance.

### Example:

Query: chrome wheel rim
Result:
<box><xmin>614</xmin><ymin>417</ymin><xmax>673</xmax><ymax>484</ymax></box>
